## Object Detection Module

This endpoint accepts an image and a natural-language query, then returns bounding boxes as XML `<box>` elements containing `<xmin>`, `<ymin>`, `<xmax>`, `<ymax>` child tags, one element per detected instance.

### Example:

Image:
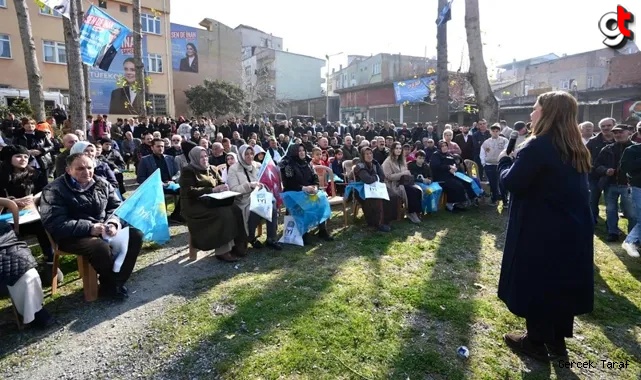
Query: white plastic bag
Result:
<box><xmin>278</xmin><ymin>215</ymin><xmax>304</xmax><ymax>246</ymax></box>
<box><xmin>364</xmin><ymin>178</ymin><xmax>390</xmax><ymax>200</ymax></box>
<box><xmin>249</xmin><ymin>187</ymin><xmax>274</xmax><ymax>222</ymax></box>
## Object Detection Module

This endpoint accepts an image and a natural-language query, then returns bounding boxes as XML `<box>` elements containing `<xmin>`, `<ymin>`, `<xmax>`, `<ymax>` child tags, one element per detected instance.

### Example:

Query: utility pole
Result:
<box><xmin>436</xmin><ymin>0</ymin><xmax>450</xmax><ymax>127</ymax></box>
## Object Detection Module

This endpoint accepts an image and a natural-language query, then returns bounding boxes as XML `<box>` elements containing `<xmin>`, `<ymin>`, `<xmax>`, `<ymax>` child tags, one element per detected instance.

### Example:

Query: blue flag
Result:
<box><xmin>114</xmin><ymin>169</ymin><xmax>170</xmax><ymax>244</ymax></box>
<box><xmin>80</xmin><ymin>5</ymin><xmax>131</xmax><ymax>70</ymax></box>
<box><xmin>281</xmin><ymin>191</ymin><xmax>332</xmax><ymax>235</ymax></box>
<box><xmin>415</xmin><ymin>182</ymin><xmax>443</xmax><ymax>213</ymax></box>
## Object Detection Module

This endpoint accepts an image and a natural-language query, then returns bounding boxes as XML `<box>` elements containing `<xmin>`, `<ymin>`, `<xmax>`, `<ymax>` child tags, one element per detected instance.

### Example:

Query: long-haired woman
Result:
<box><xmin>497</xmin><ymin>91</ymin><xmax>593</xmax><ymax>362</ymax></box>
<box><xmin>381</xmin><ymin>142</ymin><xmax>423</xmax><ymax>223</ymax></box>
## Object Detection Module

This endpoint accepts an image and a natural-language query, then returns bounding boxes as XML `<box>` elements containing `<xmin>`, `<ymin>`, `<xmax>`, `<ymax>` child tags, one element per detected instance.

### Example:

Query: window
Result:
<box><xmin>43</xmin><ymin>41</ymin><xmax>66</xmax><ymax>64</ymax></box>
<box><xmin>39</xmin><ymin>5</ymin><xmax>61</xmax><ymax>17</ymax></box>
<box><xmin>0</xmin><ymin>0</ymin><xmax>6</xmax><ymax>8</ymax></box>
<box><xmin>586</xmin><ymin>76</ymin><xmax>593</xmax><ymax>89</ymax></box>
<box><xmin>559</xmin><ymin>80</ymin><xmax>569</xmax><ymax>89</ymax></box>
<box><xmin>98</xmin><ymin>0</ymin><xmax>107</xmax><ymax>8</ymax></box>
<box><xmin>147</xmin><ymin>54</ymin><xmax>163</xmax><ymax>73</ymax></box>
<box><xmin>148</xmin><ymin>94</ymin><xmax>167</xmax><ymax>115</ymax></box>
<box><xmin>119</xmin><ymin>4</ymin><xmax>128</xmax><ymax>12</ymax></box>
<box><xmin>0</xmin><ymin>34</ymin><xmax>11</xmax><ymax>59</ymax></box>
<box><xmin>373</xmin><ymin>62</ymin><xmax>381</xmax><ymax>75</ymax></box>
<box><xmin>141</xmin><ymin>13</ymin><xmax>161</xmax><ymax>35</ymax></box>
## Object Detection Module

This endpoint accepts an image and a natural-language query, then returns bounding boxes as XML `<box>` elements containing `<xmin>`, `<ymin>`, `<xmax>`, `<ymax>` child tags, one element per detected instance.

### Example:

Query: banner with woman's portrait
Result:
<box><xmin>170</xmin><ymin>24</ymin><xmax>199</xmax><ymax>73</ymax></box>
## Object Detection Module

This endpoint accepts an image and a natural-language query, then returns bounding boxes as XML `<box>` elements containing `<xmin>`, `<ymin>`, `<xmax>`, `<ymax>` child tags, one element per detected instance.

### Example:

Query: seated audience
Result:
<box><xmin>354</xmin><ymin>147</ymin><xmax>400</xmax><ymax>232</ymax></box>
<box><xmin>431</xmin><ymin>140</ymin><xmax>479</xmax><ymax>211</ymax></box>
<box><xmin>137</xmin><ymin>138</ymin><xmax>181</xmax><ymax>222</ymax></box>
<box><xmin>408</xmin><ymin>150</ymin><xmax>433</xmax><ymax>184</ymax></box>
<box><xmin>227</xmin><ymin>145</ymin><xmax>282</xmax><ymax>250</ymax></box>
<box><xmin>179</xmin><ymin>146</ymin><xmax>248</xmax><ymax>262</ymax></box>
<box><xmin>382</xmin><ymin>142</ymin><xmax>423</xmax><ymax>223</ymax></box>
<box><xmin>40</xmin><ymin>154</ymin><xmax>143</xmax><ymax>300</ymax></box>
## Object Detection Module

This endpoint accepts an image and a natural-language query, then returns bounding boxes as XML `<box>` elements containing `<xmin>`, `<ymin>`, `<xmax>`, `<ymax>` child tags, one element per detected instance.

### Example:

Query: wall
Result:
<box><xmin>339</xmin><ymin>86</ymin><xmax>397</xmax><ymax>108</ymax></box>
<box><xmin>172</xmin><ymin>20</ymin><xmax>242</xmax><ymax>117</ymax></box>
<box><xmin>604</xmin><ymin>53</ymin><xmax>641</xmax><ymax>88</ymax></box>
<box><xmin>283</xmin><ymin>96</ymin><xmax>339</xmax><ymax>121</ymax></box>
<box><xmin>274</xmin><ymin>51</ymin><xmax>324</xmax><ymax>101</ymax></box>
<box><xmin>0</xmin><ymin>0</ymin><xmax>174</xmax><ymax>116</ymax></box>
<box><xmin>235</xmin><ymin>26</ymin><xmax>282</xmax><ymax>50</ymax></box>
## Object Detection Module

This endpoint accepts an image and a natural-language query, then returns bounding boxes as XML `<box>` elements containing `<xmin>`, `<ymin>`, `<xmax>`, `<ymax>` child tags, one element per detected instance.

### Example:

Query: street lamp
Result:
<box><xmin>325</xmin><ymin>52</ymin><xmax>343</xmax><ymax>124</ymax></box>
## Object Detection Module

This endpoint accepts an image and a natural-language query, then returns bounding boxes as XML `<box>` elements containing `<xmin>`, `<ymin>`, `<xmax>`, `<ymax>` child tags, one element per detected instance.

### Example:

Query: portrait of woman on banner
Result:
<box><xmin>109</xmin><ymin>58</ymin><xmax>144</xmax><ymax>115</ymax></box>
<box><xmin>179</xmin><ymin>42</ymin><xmax>199</xmax><ymax>73</ymax></box>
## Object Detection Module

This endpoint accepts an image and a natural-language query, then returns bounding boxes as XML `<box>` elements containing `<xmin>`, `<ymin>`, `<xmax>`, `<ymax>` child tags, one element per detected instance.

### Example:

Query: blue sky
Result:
<box><xmin>171</xmin><ymin>0</ymin><xmax>639</xmax><ymax>75</ymax></box>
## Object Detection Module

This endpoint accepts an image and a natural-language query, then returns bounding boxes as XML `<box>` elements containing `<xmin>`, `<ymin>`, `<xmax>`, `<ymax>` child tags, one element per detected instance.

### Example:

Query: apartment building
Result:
<box><xmin>0</xmin><ymin>0</ymin><xmax>173</xmax><ymax>116</ymax></box>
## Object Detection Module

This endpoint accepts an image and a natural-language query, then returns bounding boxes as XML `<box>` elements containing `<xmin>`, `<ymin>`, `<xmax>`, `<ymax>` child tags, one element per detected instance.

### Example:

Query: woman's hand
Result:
<box><xmin>498</xmin><ymin>149</ymin><xmax>515</xmax><ymax>161</ymax></box>
<box><xmin>213</xmin><ymin>184</ymin><xmax>229</xmax><ymax>193</ymax></box>
<box><xmin>423</xmin><ymin>178</ymin><xmax>432</xmax><ymax>185</ymax></box>
<box><xmin>302</xmin><ymin>185</ymin><xmax>318</xmax><ymax>194</ymax></box>
<box><xmin>105</xmin><ymin>224</ymin><xmax>118</xmax><ymax>237</ymax></box>
<box><xmin>29</xmin><ymin>149</ymin><xmax>41</xmax><ymax>157</ymax></box>
<box><xmin>250</xmin><ymin>182</ymin><xmax>263</xmax><ymax>189</ymax></box>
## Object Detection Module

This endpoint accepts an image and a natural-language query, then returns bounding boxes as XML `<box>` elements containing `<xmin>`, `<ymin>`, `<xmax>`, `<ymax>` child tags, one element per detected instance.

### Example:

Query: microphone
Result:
<box><xmin>506</xmin><ymin>131</ymin><xmax>519</xmax><ymax>155</ymax></box>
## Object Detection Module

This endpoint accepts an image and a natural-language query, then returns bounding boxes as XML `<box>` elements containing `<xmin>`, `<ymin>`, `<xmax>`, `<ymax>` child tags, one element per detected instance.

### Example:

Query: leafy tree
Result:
<box><xmin>185</xmin><ymin>79</ymin><xmax>245</xmax><ymax>118</ymax></box>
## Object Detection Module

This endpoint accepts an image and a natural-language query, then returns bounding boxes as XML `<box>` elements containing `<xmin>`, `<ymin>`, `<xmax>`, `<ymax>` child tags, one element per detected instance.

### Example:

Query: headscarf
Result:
<box><xmin>70</xmin><ymin>141</ymin><xmax>93</xmax><ymax>155</ymax></box>
<box><xmin>225</xmin><ymin>152</ymin><xmax>237</xmax><ymax>168</ymax></box>
<box><xmin>180</xmin><ymin>140</ymin><xmax>197</xmax><ymax>163</ymax></box>
<box><xmin>286</xmin><ymin>143</ymin><xmax>307</xmax><ymax>164</ymax></box>
<box><xmin>238</xmin><ymin>144</ymin><xmax>255</xmax><ymax>172</ymax></box>
<box><xmin>188</xmin><ymin>146</ymin><xmax>208</xmax><ymax>171</ymax></box>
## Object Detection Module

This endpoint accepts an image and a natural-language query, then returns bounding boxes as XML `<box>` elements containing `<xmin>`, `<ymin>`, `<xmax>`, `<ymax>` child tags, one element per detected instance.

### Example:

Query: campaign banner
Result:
<box><xmin>170</xmin><ymin>23</ymin><xmax>199</xmax><ymax>73</ymax></box>
<box><xmin>88</xmin><ymin>34</ymin><xmax>148</xmax><ymax>115</ymax></box>
<box><xmin>80</xmin><ymin>5</ymin><xmax>131</xmax><ymax>71</ymax></box>
<box><xmin>35</xmin><ymin>0</ymin><xmax>70</xmax><ymax>19</ymax></box>
<box><xmin>393</xmin><ymin>76</ymin><xmax>437</xmax><ymax>104</ymax></box>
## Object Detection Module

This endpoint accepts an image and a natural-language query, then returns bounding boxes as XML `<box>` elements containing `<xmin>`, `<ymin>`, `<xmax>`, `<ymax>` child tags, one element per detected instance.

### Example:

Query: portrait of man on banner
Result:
<box><xmin>94</xmin><ymin>26</ymin><xmax>122</xmax><ymax>72</ymax></box>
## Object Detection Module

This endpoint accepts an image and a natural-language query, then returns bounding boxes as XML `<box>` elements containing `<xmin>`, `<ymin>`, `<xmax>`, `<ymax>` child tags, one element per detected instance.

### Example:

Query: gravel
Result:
<box><xmin>0</xmin><ymin>226</ymin><xmax>229</xmax><ymax>379</ymax></box>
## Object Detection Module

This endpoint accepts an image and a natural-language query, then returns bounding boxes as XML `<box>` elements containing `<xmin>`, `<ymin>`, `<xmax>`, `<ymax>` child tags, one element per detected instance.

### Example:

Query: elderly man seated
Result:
<box><xmin>40</xmin><ymin>153</ymin><xmax>143</xmax><ymax>301</ymax></box>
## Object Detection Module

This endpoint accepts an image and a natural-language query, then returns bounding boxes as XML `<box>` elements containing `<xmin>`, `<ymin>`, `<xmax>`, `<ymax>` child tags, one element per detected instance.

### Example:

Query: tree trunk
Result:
<box><xmin>13</xmin><ymin>0</ymin><xmax>45</xmax><ymax>121</ymax></box>
<box><xmin>436</xmin><ymin>0</ymin><xmax>450</xmax><ymax>126</ymax></box>
<box><xmin>132</xmin><ymin>0</ymin><xmax>146</xmax><ymax>117</ymax></box>
<box><xmin>464</xmin><ymin>0</ymin><xmax>498</xmax><ymax>122</ymax></box>
<box><xmin>62</xmin><ymin>0</ymin><xmax>86</xmax><ymax>131</ymax></box>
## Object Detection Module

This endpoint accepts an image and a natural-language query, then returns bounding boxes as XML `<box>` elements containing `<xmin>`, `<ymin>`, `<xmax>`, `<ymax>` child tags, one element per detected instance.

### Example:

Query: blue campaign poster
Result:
<box><xmin>88</xmin><ymin>35</ymin><xmax>148</xmax><ymax>115</ymax></box>
<box><xmin>79</xmin><ymin>5</ymin><xmax>130</xmax><ymax>69</ymax></box>
<box><xmin>393</xmin><ymin>76</ymin><xmax>437</xmax><ymax>104</ymax></box>
<box><xmin>170</xmin><ymin>23</ymin><xmax>199</xmax><ymax>73</ymax></box>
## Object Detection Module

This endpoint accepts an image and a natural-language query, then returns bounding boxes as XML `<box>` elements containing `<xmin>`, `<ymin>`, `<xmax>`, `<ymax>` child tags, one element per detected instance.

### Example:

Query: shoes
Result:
<box><xmin>622</xmin><ymin>242</ymin><xmax>640</xmax><ymax>257</ymax></box>
<box><xmin>215</xmin><ymin>252</ymin><xmax>239</xmax><ymax>262</ymax></box>
<box><xmin>378</xmin><ymin>224</ymin><xmax>391</xmax><ymax>232</ymax></box>
<box><xmin>99</xmin><ymin>285</ymin><xmax>128</xmax><ymax>301</ymax></box>
<box><xmin>302</xmin><ymin>233</ymin><xmax>313</xmax><ymax>246</ymax></box>
<box><xmin>407</xmin><ymin>213</ymin><xmax>421</xmax><ymax>224</ymax></box>
<box><xmin>31</xmin><ymin>308</ymin><xmax>57</xmax><ymax>329</ymax></box>
<box><xmin>43</xmin><ymin>263</ymin><xmax>64</xmax><ymax>286</ymax></box>
<box><xmin>606</xmin><ymin>234</ymin><xmax>619</xmax><ymax>242</ymax></box>
<box><xmin>250</xmin><ymin>239</ymin><xmax>263</xmax><ymax>249</ymax></box>
<box><xmin>318</xmin><ymin>229</ymin><xmax>334</xmax><ymax>242</ymax></box>
<box><xmin>503</xmin><ymin>331</ymin><xmax>549</xmax><ymax>362</ymax></box>
<box><xmin>546</xmin><ymin>340</ymin><xmax>569</xmax><ymax>361</ymax></box>
<box><xmin>168</xmin><ymin>214</ymin><xmax>185</xmax><ymax>224</ymax></box>
<box><xmin>265</xmin><ymin>240</ymin><xmax>283</xmax><ymax>250</ymax></box>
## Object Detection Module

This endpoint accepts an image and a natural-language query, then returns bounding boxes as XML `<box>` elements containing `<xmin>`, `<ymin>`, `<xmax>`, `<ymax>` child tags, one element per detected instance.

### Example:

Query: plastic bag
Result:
<box><xmin>249</xmin><ymin>187</ymin><xmax>274</xmax><ymax>222</ymax></box>
<box><xmin>278</xmin><ymin>215</ymin><xmax>304</xmax><ymax>246</ymax></box>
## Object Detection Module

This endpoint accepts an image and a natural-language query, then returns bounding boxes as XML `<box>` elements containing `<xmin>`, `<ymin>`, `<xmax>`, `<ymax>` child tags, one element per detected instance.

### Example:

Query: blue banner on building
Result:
<box><xmin>88</xmin><ymin>35</ymin><xmax>148</xmax><ymax>115</ymax></box>
<box><xmin>80</xmin><ymin>5</ymin><xmax>131</xmax><ymax>71</ymax></box>
<box><xmin>170</xmin><ymin>24</ymin><xmax>199</xmax><ymax>73</ymax></box>
<box><xmin>393</xmin><ymin>76</ymin><xmax>437</xmax><ymax>104</ymax></box>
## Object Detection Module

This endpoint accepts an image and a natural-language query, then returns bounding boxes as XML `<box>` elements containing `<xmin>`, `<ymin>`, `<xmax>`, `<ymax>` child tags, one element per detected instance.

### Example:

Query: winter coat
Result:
<box><xmin>0</xmin><ymin>222</ymin><xmax>37</xmax><ymax>287</ymax></box>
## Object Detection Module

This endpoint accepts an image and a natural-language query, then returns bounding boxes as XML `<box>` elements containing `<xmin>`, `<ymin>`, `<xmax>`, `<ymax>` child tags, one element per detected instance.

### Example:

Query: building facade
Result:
<box><xmin>171</xmin><ymin>18</ymin><xmax>242</xmax><ymax>117</ymax></box>
<box><xmin>235</xmin><ymin>24</ymin><xmax>282</xmax><ymax>50</ymax></box>
<box><xmin>0</xmin><ymin>0</ymin><xmax>174</xmax><ymax>116</ymax></box>
<box><xmin>328</xmin><ymin>53</ymin><xmax>437</xmax><ymax>96</ymax></box>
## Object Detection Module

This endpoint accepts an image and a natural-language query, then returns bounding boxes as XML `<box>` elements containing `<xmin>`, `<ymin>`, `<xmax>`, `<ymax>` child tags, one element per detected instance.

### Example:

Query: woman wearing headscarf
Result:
<box><xmin>69</xmin><ymin>141</ymin><xmax>119</xmax><ymax>190</ymax></box>
<box><xmin>0</xmin><ymin>145</ymin><xmax>60</xmax><ymax>284</ymax></box>
<box><xmin>227</xmin><ymin>145</ymin><xmax>282</xmax><ymax>250</ymax></box>
<box><xmin>353</xmin><ymin>147</ymin><xmax>398</xmax><ymax>232</ymax></box>
<box><xmin>430</xmin><ymin>140</ymin><xmax>478</xmax><ymax>212</ymax></box>
<box><xmin>179</xmin><ymin>146</ymin><xmax>247</xmax><ymax>262</ymax></box>
<box><xmin>279</xmin><ymin>143</ymin><xmax>333</xmax><ymax>245</ymax></box>
<box><xmin>220</xmin><ymin>152</ymin><xmax>236</xmax><ymax>184</ymax></box>
<box><xmin>381</xmin><ymin>142</ymin><xmax>422</xmax><ymax>224</ymax></box>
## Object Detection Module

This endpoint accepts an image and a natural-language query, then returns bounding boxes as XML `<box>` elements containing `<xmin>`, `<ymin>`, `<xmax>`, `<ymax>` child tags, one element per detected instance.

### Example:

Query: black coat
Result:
<box><xmin>40</xmin><ymin>174</ymin><xmax>121</xmax><ymax>242</ymax></box>
<box><xmin>0</xmin><ymin>222</ymin><xmax>37</xmax><ymax>287</ymax></box>
<box><xmin>497</xmin><ymin>135</ymin><xmax>594</xmax><ymax>319</ymax></box>
<box><xmin>279</xmin><ymin>145</ymin><xmax>318</xmax><ymax>192</ymax></box>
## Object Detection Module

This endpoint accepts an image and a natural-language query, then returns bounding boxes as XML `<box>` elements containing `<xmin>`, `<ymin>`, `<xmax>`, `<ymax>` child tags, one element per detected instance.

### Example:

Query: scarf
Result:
<box><xmin>225</xmin><ymin>152</ymin><xmax>237</xmax><ymax>169</ymax></box>
<box><xmin>188</xmin><ymin>146</ymin><xmax>208</xmax><ymax>171</ymax></box>
<box><xmin>237</xmin><ymin>144</ymin><xmax>255</xmax><ymax>172</ymax></box>
<box><xmin>70</xmin><ymin>141</ymin><xmax>93</xmax><ymax>155</ymax></box>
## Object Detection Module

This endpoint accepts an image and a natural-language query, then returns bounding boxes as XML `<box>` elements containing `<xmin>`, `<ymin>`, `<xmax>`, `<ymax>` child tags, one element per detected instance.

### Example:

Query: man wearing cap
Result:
<box><xmin>595</xmin><ymin>124</ymin><xmax>636</xmax><ymax>242</ymax></box>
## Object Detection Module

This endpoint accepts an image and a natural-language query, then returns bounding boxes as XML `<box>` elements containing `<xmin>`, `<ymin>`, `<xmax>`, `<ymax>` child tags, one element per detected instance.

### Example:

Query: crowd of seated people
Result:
<box><xmin>9</xmin><ymin>110</ymin><xmax>624</xmax><ymax>330</ymax></box>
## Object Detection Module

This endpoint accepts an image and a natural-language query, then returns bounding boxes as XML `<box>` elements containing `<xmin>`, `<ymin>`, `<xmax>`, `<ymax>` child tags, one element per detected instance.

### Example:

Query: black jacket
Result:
<box><xmin>40</xmin><ymin>174</ymin><xmax>121</xmax><ymax>242</ymax></box>
<box><xmin>0</xmin><ymin>222</ymin><xmax>37</xmax><ymax>287</ymax></box>
<box><xmin>595</xmin><ymin>141</ymin><xmax>632</xmax><ymax>186</ymax></box>
<box><xmin>620</xmin><ymin>143</ymin><xmax>641</xmax><ymax>188</ymax></box>
<box><xmin>354</xmin><ymin>160</ymin><xmax>385</xmax><ymax>184</ymax></box>
<box><xmin>279</xmin><ymin>144</ymin><xmax>319</xmax><ymax>192</ymax></box>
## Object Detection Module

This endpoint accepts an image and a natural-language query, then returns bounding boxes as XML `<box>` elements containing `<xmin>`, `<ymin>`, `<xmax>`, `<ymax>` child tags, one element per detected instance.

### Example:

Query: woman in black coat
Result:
<box><xmin>279</xmin><ymin>143</ymin><xmax>333</xmax><ymax>245</ymax></box>
<box><xmin>430</xmin><ymin>141</ymin><xmax>477</xmax><ymax>211</ymax></box>
<box><xmin>498</xmin><ymin>91</ymin><xmax>594</xmax><ymax>362</ymax></box>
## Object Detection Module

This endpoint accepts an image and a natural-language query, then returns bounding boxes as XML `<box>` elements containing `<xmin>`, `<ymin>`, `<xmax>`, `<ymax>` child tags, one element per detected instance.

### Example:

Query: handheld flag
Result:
<box><xmin>114</xmin><ymin>169</ymin><xmax>170</xmax><ymax>244</ymax></box>
<box><xmin>284</xmin><ymin>140</ymin><xmax>296</xmax><ymax>155</ymax></box>
<box><xmin>258</xmin><ymin>151</ymin><xmax>283</xmax><ymax>207</ymax></box>
<box><xmin>436</xmin><ymin>0</ymin><xmax>453</xmax><ymax>26</ymax></box>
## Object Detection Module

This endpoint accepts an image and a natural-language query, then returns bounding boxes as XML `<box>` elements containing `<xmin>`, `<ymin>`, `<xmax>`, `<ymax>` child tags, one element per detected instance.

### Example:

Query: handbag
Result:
<box><xmin>364</xmin><ymin>176</ymin><xmax>390</xmax><ymax>200</ymax></box>
<box><xmin>399</xmin><ymin>174</ymin><xmax>414</xmax><ymax>186</ymax></box>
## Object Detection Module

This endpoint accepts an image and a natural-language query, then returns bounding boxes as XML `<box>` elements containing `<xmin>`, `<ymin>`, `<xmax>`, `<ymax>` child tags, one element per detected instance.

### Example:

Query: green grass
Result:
<box><xmin>137</xmin><ymin>206</ymin><xmax>641</xmax><ymax>379</ymax></box>
<box><xmin>1</xmin><ymin>195</ymin><xmax>640</xmax><ymax>379</ymax></box>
